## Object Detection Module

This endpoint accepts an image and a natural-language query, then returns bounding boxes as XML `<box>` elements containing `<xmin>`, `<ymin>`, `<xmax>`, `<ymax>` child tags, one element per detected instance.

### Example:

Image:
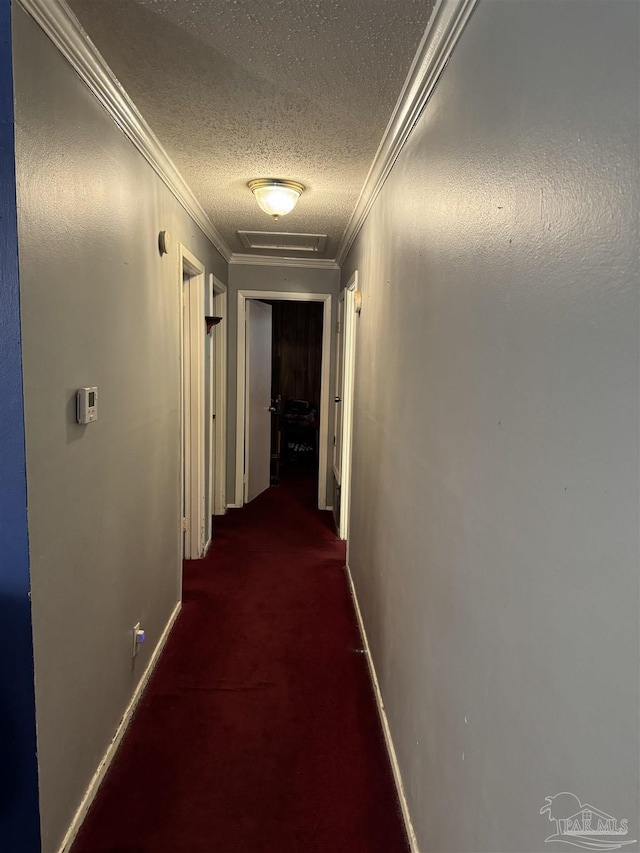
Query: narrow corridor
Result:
<box><xmin>73</xmin><ymin>475</ymin><xmax>408</xmax><ymax>853</ymax></box>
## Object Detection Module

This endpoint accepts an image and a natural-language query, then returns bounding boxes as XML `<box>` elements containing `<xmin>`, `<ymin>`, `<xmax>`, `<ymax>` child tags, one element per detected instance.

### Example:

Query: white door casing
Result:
<box><xmin>244</xmin><ymin>299</ymin><xmax>272</xmax><ymax>503</ymax></box>
<box><xmin>212</xmin><ymin>276</ymin><xmax>227</xmax><ymax>516</ymax></box>
<box><xmin>336</xmin><ymin>271</ymin><xmax>359</xmax><ymax>540</ymax></box>
<box><xmin>333</xmin><ymin>291</ymin><xmax>345</xmax><ymax>486</ymax></box>
<box><xmin>235</xmin><ymin>290</ymin><xmax>333</xmax><ymax>510</ymax></box>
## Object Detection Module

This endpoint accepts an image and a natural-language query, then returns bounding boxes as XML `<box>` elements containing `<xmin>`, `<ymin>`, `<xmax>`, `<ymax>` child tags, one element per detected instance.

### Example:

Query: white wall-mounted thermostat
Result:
<box><xmin>76</xmin><ymin>386</ymin><xmax>98</xmax><ymax>424</ymax></box>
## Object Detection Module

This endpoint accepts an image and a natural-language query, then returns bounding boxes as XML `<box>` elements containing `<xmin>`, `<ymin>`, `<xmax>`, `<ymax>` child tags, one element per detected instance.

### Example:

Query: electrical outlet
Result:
<box><xmin>132</xmin><ymin>622</ymin><xmax>146</xmax><ymax>658</ymax></box>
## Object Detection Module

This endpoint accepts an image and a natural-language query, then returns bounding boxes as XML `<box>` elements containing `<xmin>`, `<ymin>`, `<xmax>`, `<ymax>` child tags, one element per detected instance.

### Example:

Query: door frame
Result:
<box><xmin>335</xmin><ymin>271</ymin><xmax>359</xmax><ymax>540</ymax></box>
<box><xmin>235</xmin><ymin>290</ymin><xmax>332</xmax><ymax>510</ymax></box>
<box><xmin>211</xmin><ymin>275</ymin><xmax>227</xmax><ymax>517</ymax></box>
<box><xmin>332</xmin><ymin>290</ymin><xmax>345</xmax><ymax>530</ymax></box>
<box><xmin>179</xmin><ymin>244</ymin><xmax>206</xmax><ymax>560</ymax></box>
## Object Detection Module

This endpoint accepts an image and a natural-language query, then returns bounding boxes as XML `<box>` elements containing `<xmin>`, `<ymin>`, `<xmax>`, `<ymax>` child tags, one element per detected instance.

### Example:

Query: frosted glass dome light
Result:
<box><xmin>249</xmin><ymin>179</ymin><xmax>305</xmax><ymax>221</ymax></box>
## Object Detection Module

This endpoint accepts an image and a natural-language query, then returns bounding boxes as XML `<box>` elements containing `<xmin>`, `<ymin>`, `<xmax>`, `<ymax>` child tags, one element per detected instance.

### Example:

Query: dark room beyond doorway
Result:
<box><xmin>267</xmin><ymin>300</ymin><xmax>323</xmax><ymax>485</ymax></box>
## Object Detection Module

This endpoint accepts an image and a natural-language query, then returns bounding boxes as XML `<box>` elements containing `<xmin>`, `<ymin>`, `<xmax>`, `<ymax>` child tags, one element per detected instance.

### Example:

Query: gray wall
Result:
<box><xmin>227</xmin><ymin>264</ymin><xmax>340</xmax><ymax>506</ymax></box>
<box><xmin>341</xmin><ymin>2</ymin><xmax>639</xmax><ymax>851</ymax></box>
<box><xmin>12</xmin><ymin>7</ymin><xmax>227</xmax><ymax>850</ymax></box>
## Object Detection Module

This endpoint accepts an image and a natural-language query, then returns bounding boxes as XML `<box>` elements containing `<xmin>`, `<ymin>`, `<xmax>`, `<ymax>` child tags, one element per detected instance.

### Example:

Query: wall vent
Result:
<box><xmin>237</xmin><ymin>231</ymin><xmax>327</xmax><ymax>253</ymax></box>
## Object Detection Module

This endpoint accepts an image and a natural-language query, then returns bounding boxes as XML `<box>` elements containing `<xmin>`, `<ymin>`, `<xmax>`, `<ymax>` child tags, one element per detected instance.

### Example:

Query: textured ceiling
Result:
<box><xmin>66</xmin><ymin>0</ymin><xmax>436</xmax><ymax>258</ymax></box>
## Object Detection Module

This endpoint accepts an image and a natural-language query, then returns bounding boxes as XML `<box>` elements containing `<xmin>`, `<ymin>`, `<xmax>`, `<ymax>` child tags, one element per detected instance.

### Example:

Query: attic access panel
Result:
<box><xmin>237</xmin><ymin>231</ymin><xmax>327</xmax><ymax>253</ymax></box>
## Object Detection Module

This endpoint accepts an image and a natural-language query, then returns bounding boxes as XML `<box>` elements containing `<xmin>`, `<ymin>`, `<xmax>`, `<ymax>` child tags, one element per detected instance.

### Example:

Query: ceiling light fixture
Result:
<box><xmin>248</xmin><ymin>179</ymin><xmax>305</xmax><ymax>221</ymax></box>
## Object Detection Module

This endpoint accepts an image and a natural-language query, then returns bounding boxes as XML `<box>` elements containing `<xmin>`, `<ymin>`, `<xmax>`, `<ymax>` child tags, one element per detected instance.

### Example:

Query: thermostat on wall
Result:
<box><xmin>77</xmin><ymin>386</ymin><xmax>98</xmax><ymax>424</ymax></box>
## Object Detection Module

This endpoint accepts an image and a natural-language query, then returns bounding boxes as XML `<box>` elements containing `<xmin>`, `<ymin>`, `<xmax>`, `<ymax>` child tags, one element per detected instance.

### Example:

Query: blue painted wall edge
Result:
<box><xmin>0</xmin><ymin>0</ymin><xmax>41</xmax><ymax>848</ymax></box>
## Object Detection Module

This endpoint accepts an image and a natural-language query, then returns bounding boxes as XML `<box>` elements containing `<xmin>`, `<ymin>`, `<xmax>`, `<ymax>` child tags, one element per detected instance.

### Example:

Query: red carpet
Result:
<box><xmin>73</xmin><ymin>475</ymin><xmax>409</xmax><ymax>853</ymax></box>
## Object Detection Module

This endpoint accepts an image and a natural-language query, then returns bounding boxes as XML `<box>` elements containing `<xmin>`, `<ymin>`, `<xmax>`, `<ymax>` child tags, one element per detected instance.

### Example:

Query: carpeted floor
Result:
<box><xmin>72</xmin><ymin>475</ymin><xmax>409</xmax><ymax>853</ymax></box>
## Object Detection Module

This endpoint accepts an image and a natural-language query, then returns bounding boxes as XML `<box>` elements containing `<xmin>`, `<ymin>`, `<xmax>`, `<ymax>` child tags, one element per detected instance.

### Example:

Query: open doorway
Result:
<box><xmin>210</xmin><ymin>275</ymin><xmax>227</xmax><ymax>519</ymax></box>
<box><xmin>267</xmin><ymin>300</ymin><xmax>324</xmax><ymax>489</ymax></box>
<box><xmin>235</xmin><ymin>290</ymin><xmax>332</xmax><ymax>510</ymax></box>
<box><xmin>179</xmin><ymin>245</ymin><xmax>206</xmax><ymax>559</ymax></box>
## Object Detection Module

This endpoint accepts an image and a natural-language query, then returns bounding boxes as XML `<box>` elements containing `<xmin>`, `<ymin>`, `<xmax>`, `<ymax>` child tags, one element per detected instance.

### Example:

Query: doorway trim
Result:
<box><xmin>211</xmin><ymin>275</ymin><xmax>227</xmax><ymax>517</ymax></box>
<box><xmin>235</xmin><ymin>290</ymin><xmax>332</xmax><ymax>510</ymax></box>
<box><xmin>179</xmin><ymin>244</ymin><xmax>206</xmax><ymax>560</ymax></box>
<box><xmin>335</xmin><ymin>271</ymin><xmax>359</xmax><ymax>540</ymax></box>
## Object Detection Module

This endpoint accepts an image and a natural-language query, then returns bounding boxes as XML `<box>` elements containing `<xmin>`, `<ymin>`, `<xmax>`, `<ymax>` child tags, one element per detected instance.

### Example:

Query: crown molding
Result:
<box><xmin>17</xmin><ymin>0</ymin><xmax>233</xmax><ymax>263</ymax></box>
<box><xmin>230</xmin><ymin>253</ymin><xmax>339</xmax><ymax>270</ymax></box>
<box><xmin>335</xmin><ymin>0</ymin><xmax>479</xmax><ymax>267</ymax></box>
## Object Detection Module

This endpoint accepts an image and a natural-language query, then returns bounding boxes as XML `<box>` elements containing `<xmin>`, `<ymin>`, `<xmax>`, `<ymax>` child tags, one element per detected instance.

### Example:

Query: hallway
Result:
<box><xmin>3</xmin><ymin>1</ymin><xmax>638</xmax><ymax>849</ymax></box>
<box><xmin>73</xmin><ymin>476</ymin><xmax>408</xmax><ymax>853</ymax></box>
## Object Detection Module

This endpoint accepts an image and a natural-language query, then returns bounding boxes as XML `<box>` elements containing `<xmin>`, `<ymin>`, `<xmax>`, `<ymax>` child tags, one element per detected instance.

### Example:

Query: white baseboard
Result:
<box><xmin>225</xmin><ymin>502</ymin><xmax>243</xmax><ymax>509</ymax></box>
<box><xmin>344</xmin><ymin>563</ymin><xmax>419</xmax><ymax>853</ymax></box>
<box><xmin>57</xmin><ymin>601</ymin><xmax>182</xmax><ymax>853</ymax></box>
